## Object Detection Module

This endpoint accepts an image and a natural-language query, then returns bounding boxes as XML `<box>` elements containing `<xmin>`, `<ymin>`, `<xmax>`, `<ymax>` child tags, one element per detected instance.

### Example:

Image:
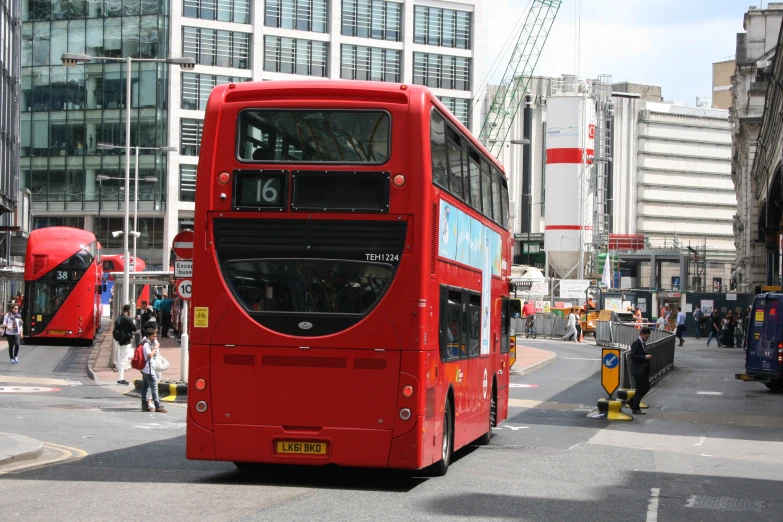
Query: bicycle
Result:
<box><xmin>525</xmin><ymin>322</ymin><xmax>537</xmax><ymax>339</ymax></box>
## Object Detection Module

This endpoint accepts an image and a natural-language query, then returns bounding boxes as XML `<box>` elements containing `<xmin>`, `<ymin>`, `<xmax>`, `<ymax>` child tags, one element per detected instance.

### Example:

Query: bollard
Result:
<box><xmin>616</xmin><ymin>389</ymin><xmax>648</xmax><ymax>409</ymax></box>
<box><xmin>588</xmin><ymin>398</ymin><xmax>633</xmax><ymax>421</ymax></box>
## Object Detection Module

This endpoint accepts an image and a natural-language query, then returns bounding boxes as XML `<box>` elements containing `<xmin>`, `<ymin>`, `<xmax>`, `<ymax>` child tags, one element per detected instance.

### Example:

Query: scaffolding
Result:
<box><xmin>590</xmin><ymin>74</ymin><xmax>613</xmax><ymax>277</ymax></box>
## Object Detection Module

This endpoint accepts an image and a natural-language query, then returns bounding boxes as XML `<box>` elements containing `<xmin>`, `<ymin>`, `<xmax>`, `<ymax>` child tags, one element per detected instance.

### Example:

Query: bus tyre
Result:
<box><xmin>764</xmin><ymin>381</ymin><xmax>783</xmax><ymax>392</ymax></box>
<box><xmin>427</xmin><ymin>400</ymin><xmax>453</xmax><ymax>476</ymax></box>
<box><xmin>477</xmin><ymin>384</ymin><xmax>496</xmax><ymax>446</ymax></box>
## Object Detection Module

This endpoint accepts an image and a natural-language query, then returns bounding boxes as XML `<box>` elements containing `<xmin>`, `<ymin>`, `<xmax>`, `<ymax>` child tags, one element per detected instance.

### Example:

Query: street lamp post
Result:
<box><xmin>62</xmin><ymin>53</ymin><xmax>194</xmax><ymax>310</ymax></box>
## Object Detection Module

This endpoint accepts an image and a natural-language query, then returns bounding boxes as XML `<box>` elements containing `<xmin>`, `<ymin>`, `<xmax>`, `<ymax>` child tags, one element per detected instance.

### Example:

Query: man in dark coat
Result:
<box><xmin>628</xmin><ymin>326</ymin><xmax>653</xmax><ymax>415</ymax></box>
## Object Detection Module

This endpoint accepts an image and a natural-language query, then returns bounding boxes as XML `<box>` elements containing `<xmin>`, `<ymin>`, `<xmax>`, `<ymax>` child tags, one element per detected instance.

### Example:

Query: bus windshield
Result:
<box><xmin>237</xmin><ymin>110</ymin><xmax>391</xmax><ymax>163</ymax></box>
<box><xmin>222</xmin><ymin>258</ymin><xmax>394</xmax><ymax>315</ymax></box>
<box><xmin>30</xmin><ymin>242</ymin><xmax>96</xmax><ymax>317</ymax></box>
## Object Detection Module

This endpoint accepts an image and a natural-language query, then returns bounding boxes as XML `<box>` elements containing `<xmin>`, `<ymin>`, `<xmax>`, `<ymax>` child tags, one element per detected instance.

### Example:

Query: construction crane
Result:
<box><xmin>478</xmin><ymin>0</ymin><xmax>561</xmax><ymax>156</ymax></box>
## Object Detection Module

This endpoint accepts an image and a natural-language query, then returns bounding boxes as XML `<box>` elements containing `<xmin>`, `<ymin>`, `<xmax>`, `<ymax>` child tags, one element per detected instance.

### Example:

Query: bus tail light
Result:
<box><xmin>779</xmin><ymin>345</ymin><xmax>783</xmax><ymax>365</ymax></box>
<box><xmin>217</xmin><ymin>171</ymin><xmax>230</xmax><ymax>185</ymax></box>
<box><xmin>399</xmin><ymin>408</ymin><xmax>411</xmax><ymax>420</ymax></box>
<box><xmin>402</xmin><ymin>385</ymin><xmax>414</xmax><ymax>398</ymax></box>
<box><xmin>195</xmin><ymin>378</ymin><xmax>207</xmax><ymax>391</ymax></box>
<box><xmin>392</xmin><ymin>174</ymin><xmax>406</xmax><ymax>187</ymax></box>
<box><xmin>195</xmin><ymin>401</ymin><xmax>208</xmax><ymax>413</ymax></box>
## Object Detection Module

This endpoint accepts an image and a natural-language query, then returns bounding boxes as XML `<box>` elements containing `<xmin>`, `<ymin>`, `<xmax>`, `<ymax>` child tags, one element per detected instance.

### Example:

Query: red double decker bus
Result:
<box><xmin>23</xmin><ymin>227</ymin><xmax>103</xmax><ymax>342</ymax></box>
<box><xmin>188</xmin><ymin>81</ymin><xmax>513</xmax><ymax>475</ymax></box>
<box><xmin>102</xmin><ymin>254</ymin><xmax>151</xmax><ymax>305</ymax></box>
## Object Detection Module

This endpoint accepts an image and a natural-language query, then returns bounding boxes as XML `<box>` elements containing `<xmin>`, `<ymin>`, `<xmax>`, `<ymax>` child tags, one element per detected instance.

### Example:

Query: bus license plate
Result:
<box><xmin>276</xmin><ymin>441</ymin><xmax>327</xmax><ymax>455</ymax></box>
<box><xmin>47</xmin><ymin>330</ymin><xmax>66</xmax><ymax>335</ymax></box>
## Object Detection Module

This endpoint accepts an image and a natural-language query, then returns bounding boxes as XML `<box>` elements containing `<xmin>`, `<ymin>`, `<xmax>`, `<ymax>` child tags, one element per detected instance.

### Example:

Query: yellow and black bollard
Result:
<box><xmin>616</xmin><ymin>388</ymin><xmax>648</xmax><ymax>410</ymax></box>
<box><xmin>587</xmin><ymin>398</ymin><xmax>633</xmax><ymax>421</ymax></box>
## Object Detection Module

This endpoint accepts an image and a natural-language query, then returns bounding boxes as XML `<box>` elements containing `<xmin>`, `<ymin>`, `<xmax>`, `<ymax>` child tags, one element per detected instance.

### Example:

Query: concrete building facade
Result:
<box><xmin>21</xmin><ymin>0</ymin><xmax>486</xmax><ymax>267</ymax></box>
<box><xmin>730</xmin><ymin>3</ymin><xmax>783</xmax><ymax>293</ymax></box>
<box><xmin>712</xmin><ymin>59</ymin><xmax>735</xmax><ymax>110</ymax></box>
<box><xmin>492</xmin><ymin>77</ymin><xmax>734</xmax><ymax>291</ymax></box>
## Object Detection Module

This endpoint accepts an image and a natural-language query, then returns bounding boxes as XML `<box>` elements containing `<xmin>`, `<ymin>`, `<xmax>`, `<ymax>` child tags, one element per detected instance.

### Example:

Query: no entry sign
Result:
<box><xmin>172</xmin><ymin>230</ymin><xmax>194</xmax><ymax>259</ymax></box>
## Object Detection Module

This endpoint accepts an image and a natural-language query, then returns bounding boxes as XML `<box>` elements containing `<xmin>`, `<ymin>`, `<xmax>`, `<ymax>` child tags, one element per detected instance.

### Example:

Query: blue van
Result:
<box><xmin>736</xmin><ymin>293</ymin><xmax>783</xmax><ymax>391</ymax></box>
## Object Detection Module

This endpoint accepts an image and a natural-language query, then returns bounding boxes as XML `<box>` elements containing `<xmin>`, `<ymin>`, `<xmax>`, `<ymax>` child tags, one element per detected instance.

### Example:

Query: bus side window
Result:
<box><xmin>500</xmin><ymin>297</ymin><xmax>510</xmax><ymax>353</ymax></box>
<box><xmin>467</xmin><ymin>292</ymin><xmax>481</xmax><ymax>357</ymax></box>
<box><xmin>439</xmin><ymin>285</ymin><xmax>464</xmax><ymax>362</ymax></box>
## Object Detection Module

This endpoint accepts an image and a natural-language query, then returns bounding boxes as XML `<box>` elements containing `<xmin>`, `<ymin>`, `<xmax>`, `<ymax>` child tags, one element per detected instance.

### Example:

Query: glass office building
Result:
<box><xmin>20</xmin><ymin>0</ymin><xmax>169</xmax><ymax>263</ymax></box>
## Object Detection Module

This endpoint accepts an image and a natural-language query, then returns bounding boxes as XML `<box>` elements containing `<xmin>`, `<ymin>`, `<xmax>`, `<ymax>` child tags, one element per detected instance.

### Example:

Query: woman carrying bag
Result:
<box><xmin>3</xmin><ymin>304</ymin><xmax>23</xmax><ymax>363</ymax></box>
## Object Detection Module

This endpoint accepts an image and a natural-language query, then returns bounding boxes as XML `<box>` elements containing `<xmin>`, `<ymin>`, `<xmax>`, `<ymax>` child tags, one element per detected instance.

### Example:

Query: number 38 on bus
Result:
<box><xmin>188</xmin><ymin>81</ymin><xmax>514</xmax><ymax>475</ymax></box>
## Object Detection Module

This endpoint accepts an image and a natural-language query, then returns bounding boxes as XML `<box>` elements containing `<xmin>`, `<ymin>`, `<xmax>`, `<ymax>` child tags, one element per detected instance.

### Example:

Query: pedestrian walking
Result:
<box><xmin>575</xmin><ymin>309</ymin><xmax>583</xmax><ymax>343</ymax></box>
<box><xmin>139</xmin><ymin>328</ymin><xmax>167</xmax><ymax>413</ymax></box>
<box><xmin>3</xmin><ymin>304</ymin><xmax>22</xmax><ymax>363</ymax></box>
<box><xmin>706</xmin><ymin>309</ymin><xmax>722</xmax><ymax>347</ymax></box>
<box><xmin>562</xmin><ymin>309</ymin><xmax>578</xmax><ymax>342</ymax></box>
<box><xmin>159</xmin><ymin>293</ymin><xmax>175</xmax><ymax>338</ymax></box>
<box><xmin>675</xmin><ymin>307</ymin><xmax>686</xmax><ymax>346</ymax></box>
<box><xmin>693</xmin><ymin>305</ymin><xmax>704</xmax><ymax>339</ymax></box>
<box><xmin>628</xmin><ymin>327</ymin><xmax>653</xmax><ymax>415</ymax></box>
<box><xmin>113</xmin><ymin>304</ymin><xmax>137</xmax><ymax>385</ymax></box>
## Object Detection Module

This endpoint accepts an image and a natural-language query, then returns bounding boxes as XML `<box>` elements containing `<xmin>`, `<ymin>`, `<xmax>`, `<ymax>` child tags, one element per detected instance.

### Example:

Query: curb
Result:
<box><xmin>510</xmin><ymin>352</ymin><xmax>557</xmax><ymax>375</ymax></box>
<box><xmin>126</xmin><ymin>379</ymin><xmax>188</xmax><ymax>403</ymax></box>
<box><xmin>0</xmin><ymin>433</ymin><xmax>44</xmax><ymax>467</ymax></box>
<box><xmin>86</xmin><ymin>330</ymin><xmax>110</xmax><ymax>384</ymax></box>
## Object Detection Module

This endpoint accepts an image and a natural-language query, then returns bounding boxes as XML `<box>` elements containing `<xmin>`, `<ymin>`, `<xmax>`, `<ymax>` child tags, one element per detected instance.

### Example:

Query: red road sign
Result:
<box><xmin>172</xmin><ymin>230</ymin><xmax>194</xmax><ymax>259</ymax></box>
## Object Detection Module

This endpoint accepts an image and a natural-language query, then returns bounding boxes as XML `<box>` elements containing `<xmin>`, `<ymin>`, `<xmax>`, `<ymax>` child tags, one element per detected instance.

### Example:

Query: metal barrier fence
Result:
<box><xmin>513</xmin><ymin>315</ymin><xmax>569</xmax><ymax>340</ymax></box>
<box><xmin>596</xmin><ymin>321</ymin><xmax>676</xmax><ymax>389</ymax></box>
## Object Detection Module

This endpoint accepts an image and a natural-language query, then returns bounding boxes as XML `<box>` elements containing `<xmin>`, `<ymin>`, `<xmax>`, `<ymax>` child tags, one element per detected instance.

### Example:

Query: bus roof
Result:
<box><xmin>26</xmin><ymin>227</ymin><xmax>97</xmax><ymax>277</ymax></box>
<box><xmin>212</xmin><ymin>80</ymin><xmax>506</xmax><ymax>178</ymax></box>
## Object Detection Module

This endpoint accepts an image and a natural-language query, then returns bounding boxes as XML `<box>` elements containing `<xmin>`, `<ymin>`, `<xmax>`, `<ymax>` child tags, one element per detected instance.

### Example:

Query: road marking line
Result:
<box><xmin>0</xmin><ymin>442</ymin><xmax>87</xmax><ymax>475</ymax></box>
<box><xmin>696</xmin><ymin>391</ymin><xmax>722</xmax><ymax>395</ymax></box>
<box><xmin>508</xmin><ymin>398</ymin><xmax>582</xmax><ymax>411</ymax></box>
<box><xmin>695</xmin><ymin>437</ymin><xmax>706</xmax><ymax>446</ymax></box>
<box><xmin>646</xmin><ymin>488</ymin><xmax>660</xmax><ymax>522</ymax></box>
<box><xmin>0</xmin><ymin>375</ymin><xmax>82</xmax><ymax>386</ymax></box>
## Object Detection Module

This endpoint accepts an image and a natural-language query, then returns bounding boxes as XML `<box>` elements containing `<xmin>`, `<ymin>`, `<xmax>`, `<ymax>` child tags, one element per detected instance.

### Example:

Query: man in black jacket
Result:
<box><xmin>115</xmin><ymin>304</ymin><xmax>138</xmax><ymax>386</ymax></box>
<box><xmin>628</xmin><ymin>326</ymin><xmax>653</xmax><ymax>415</ymax></box>
<box><xmin>136</xmin><ymin>301</ymin><xmax>155</xmax><ymax>332</ymax></box>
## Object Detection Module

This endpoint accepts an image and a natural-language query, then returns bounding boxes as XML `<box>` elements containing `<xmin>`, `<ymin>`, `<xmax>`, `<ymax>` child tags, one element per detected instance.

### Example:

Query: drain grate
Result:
<box><xmin>685</xmin><ymin>495</ymin><xmax>764</xmax><ymax>513</ymax></box>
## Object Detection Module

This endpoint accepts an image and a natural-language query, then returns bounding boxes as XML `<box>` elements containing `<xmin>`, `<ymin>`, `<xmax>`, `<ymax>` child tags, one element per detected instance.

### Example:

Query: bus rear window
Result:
<box><xmin>237</xmin><ymin>110</ymin><xmax>391</xmax><ymax>164</ymax></box>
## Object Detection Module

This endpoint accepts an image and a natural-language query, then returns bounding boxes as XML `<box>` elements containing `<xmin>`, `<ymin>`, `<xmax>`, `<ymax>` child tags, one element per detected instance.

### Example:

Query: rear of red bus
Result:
<box><xmin>102</xmin><ymin>254</ymin><xmax>150</xmax><ymax>305</ymax></box>
<box><xmin>188</xmin><ymin>81</ymin><xmax>478</xmax><ymax>470</ymax></box>
<box><xmin>23</xmin><ymin>227</ymin><xmax>101</xmax><ymax>341</ymax></box>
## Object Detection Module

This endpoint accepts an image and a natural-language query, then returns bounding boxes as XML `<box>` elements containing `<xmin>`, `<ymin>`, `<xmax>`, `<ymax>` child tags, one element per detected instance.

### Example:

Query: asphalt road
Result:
<box><xmin>1</xmin><ymin>338</ymin><xmax>782</xmax><ymax>521</ymax></box>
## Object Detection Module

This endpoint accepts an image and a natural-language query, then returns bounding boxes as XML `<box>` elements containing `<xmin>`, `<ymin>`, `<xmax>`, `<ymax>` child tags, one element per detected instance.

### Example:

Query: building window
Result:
<box><xmin>413</xmin><ymin>53</ymin><xmax>470</xmax><ymax>91</ymax></box>
<box><xmin>265</xmin><ymin>0</ymin><xmax>328</xmax><ymax>33</ymax></box>
<box><xmin>183</xmin><ymin>0</ymin><xmax>250</xmax><ymax>23</ymax></box>
<box><xmin>264</xmin><ymin>36</ymin><xmax>328</xmax><ymax>77</ymax></box>
<box><xmin>341</xmin><ymin>0</ymin><xmax>401</xmax><ymax>42</ymax></box>
<box><xmin>183</xmin><ymin>27</ymin><xmax>250</xmax><ymax>69</ymax></box>
<box><xmin>414</xmin><ymin>6</ymin><xmax>471</xmax><ymax>49</ymax></box>
<box><xmin>340</xmin><ymin>45</ymin><xmax>400</xmax><ymax>82</ymax></box>
<box><xmin>438</xmin><ymin>96</ymin><xmax>470</xmax><ymax>128</ymax></box>
<box><xmin>181</xmin><ymin>118</ymin><xmax>204</xmax><ymax>156</ymax></box>
<box><xmin>182</xmin><ymin>73</ymin><xmax>247</xmax><ymax>111</ymax></box>
<box><xmin>180</xmin><ymin>165</ymin><xmax>197</xmax><ymax>202</ymax></box>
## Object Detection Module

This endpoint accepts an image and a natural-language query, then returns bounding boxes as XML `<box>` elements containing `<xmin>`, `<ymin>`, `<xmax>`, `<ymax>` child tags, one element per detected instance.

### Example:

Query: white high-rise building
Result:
<box><xmin>166</xmin><ymin>0</ymin><xmax>486</xmax><ymax>266</ymax></box>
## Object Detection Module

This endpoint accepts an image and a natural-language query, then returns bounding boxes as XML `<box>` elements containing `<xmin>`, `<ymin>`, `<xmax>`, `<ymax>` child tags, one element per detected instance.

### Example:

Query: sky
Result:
<box><xmin>483</xmin><ymin>0</ymin><xmax>750</xmax><ymax>106</ymax></box>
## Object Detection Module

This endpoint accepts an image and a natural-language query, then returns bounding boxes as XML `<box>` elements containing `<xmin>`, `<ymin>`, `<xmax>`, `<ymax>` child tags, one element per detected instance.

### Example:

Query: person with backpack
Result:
<box><xmin>113</xmin><ymin>304</ymin><xmax>137</xmax><ymax>385</ymax></box>
<box><xmin>133</xmin><ymin>327</ymin><xmax>167</xmax><ymax>413</ymax></box>
<box><xmin>3</xmin><ymin>303</ymin><xmax>23</xmax><ymax>363</ymax></box>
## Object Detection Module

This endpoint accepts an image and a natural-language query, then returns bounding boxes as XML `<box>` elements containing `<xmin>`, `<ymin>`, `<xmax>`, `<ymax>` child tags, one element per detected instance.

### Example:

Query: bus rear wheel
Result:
<box><xmin>426</xmin><ymin>400</ymin><xmax>453</xmax><ymax>476</ymax></box>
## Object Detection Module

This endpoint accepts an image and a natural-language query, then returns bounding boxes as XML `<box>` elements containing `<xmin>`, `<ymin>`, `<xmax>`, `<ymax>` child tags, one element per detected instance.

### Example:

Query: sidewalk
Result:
<box><xmin>88</xmin><ymin>329</ymin><xmax>183</xmax><ymax>385</ymax></box>
<box><xmin>0</xmin><ymin>432</ymin><xmax>43</xmax><ymax>466</ymax></box>
<box><xmin>511</xmin><ymin>344</ymin><xmax>557</xmax><ymax>375</ymax></box>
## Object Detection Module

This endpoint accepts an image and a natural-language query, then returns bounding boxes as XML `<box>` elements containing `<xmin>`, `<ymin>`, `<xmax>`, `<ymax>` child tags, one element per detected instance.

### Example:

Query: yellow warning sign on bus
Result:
<box><xmin>194</xmin><ymin>307</ymin><xmax>209</xmax><ymax>328</ymax></box>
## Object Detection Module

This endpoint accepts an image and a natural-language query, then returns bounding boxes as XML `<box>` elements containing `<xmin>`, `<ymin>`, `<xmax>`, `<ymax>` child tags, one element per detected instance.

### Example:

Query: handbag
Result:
<box><xmin>155</xmin><ymin>354</ymin><xmax>170</xmax><ymax>371</ymax></box>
